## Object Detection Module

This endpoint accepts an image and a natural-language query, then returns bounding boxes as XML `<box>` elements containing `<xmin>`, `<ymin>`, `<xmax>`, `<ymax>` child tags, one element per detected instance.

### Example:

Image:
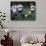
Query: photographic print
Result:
<box><xmin>10</xmin><ymin>1</ymin><xmax>36</xmax><ymax>20</ymax></box>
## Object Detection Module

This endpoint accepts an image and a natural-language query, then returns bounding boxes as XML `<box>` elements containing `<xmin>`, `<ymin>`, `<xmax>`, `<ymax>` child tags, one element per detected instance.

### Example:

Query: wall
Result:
<box><xmin>0</xmin><ymin>0</ymin><xmax>46</xmax><ymax>31</ymax></box>
<box><xmin>0</xmin><ymin>0</ymin><xmax>46</xmax><ymax>46</ymax></box>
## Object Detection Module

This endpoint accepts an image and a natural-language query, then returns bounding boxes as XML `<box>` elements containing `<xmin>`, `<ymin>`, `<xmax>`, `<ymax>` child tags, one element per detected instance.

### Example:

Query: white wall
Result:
<box><xmin>0</xmin><ymin>0</ymin><xmax>46</xmax><ymax>31</ymax></box>
<box><xmin>0</xmin><ymin>1</ymin><xmax>46</xmax><ymax>46</ymax></box>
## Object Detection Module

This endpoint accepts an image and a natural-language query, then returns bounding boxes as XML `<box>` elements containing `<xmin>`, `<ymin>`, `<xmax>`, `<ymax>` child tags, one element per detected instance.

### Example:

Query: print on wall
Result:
<box><xmin>10</xmin><ymin>1</ymin><xmax>36</xmax><ymax>20</ymax></box>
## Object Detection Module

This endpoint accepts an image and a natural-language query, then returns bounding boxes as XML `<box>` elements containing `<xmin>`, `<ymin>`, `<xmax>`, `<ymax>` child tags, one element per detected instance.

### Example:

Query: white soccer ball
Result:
<box><xmin>17</xmin><ymin>4</ymin><xmax>23</xmax><ymax>11</ymax></box>
<box><xmin>11</xmin><ymin>5</ymin><xmax>17</xmax><ymax>13</ymax></box>
<box><xmin>30</xmin><ymin>5</ymin><xmax>35</xmax><ymax>11</ymax></box>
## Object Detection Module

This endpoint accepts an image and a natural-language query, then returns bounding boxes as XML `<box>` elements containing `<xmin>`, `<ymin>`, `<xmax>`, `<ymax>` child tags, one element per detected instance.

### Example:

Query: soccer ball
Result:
<box><xmin>11</xmin><ymin>5</ymin><xmax>17</xmax><ymax>13</ymax></box>
<box><xmin>17</xmin><ymin>4</ymin><xmax>23</xmax><ymax>12</ymax></box>
<box><xmin>30</xmin><ymin>5</ymin><xmax>35</xmax><ymax>11</ymax></box>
